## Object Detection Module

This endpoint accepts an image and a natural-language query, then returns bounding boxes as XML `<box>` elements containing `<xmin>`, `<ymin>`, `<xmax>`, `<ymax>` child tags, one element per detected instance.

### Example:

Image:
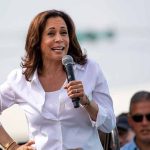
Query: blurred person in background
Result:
<box><xmin>0</xmin><ymin>9</ymin><xmax>116</xmax><ymax>150</ymax></box>
<box><xmin>116</xmin><ymin>112</ymin><xmax>134</xmax><ymax>147</ymax></box>
<box><xmin>121</xmin><ymin>91</ymin><xmax>150</xmax><ymax>150</ymax></box>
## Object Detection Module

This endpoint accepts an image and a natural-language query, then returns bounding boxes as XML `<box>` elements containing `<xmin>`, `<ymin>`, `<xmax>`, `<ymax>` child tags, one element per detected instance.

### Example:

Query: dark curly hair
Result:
<box><xmin>21</xmin><ymin>9</ymin><xmax>87</xmax><ymax>81</ymax></box>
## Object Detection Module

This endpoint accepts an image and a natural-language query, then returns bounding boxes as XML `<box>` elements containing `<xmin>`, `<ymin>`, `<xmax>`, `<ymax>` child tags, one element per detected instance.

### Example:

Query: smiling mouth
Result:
<box><xmin>51</xmin><ymin>46</ymin><xmax>65</xmax><ymax>51</ymax></box>
<box><xmin>141</xmin><ymin>129</ymin><xmax>150</xmax><ymax>134</ymax></box>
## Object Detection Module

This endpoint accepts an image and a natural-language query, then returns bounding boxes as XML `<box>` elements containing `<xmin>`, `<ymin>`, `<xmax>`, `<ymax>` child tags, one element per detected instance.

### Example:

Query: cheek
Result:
<box><xmin>65</xmin><ymin>40</ymin><xmax>70</xmax><ymax>52</ymax></box>
<box><xmin>66</xmin><ymin>44</ymin><xmax>69</xmax><ymax>51</ymax></box>
<box><xmin>132</xmin><ymin>124</ymin><xmax>140</xmax><ymax>133</ymax></box>
<box><xmin>65</xmin><ymin>37</ymin><xmax>69</xmax><ymax>46</ymax></box>
<box><xmin>41</xmin><ymin>39</ymin><xmax>49</xmax><ymax>48</ymax></box>
<box><xmin>40</xmin><ymin>41</ymin><xmax>46</xmax><ymax>52</ymax></box>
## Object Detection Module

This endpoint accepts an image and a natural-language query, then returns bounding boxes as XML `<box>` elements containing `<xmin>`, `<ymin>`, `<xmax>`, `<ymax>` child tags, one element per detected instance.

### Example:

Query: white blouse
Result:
<box><xmin>0</xmin><ymin>58</ymin><xmax>116</xmax><ymax>150</ymax></box>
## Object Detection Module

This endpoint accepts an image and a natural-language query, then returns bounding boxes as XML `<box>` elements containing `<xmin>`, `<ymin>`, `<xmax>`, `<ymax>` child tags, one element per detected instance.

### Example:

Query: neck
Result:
<box><xmin>40</xmin><ymin>60</ymin><xmax>64</xmax><ymax>76</ymax></box>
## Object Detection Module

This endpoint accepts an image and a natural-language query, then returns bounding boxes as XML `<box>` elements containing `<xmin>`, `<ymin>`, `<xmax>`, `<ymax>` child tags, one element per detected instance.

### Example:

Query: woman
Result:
<box><xmin>0</xmin><ymin>10</ymin><xmax>116</xmax><ymax>150</ymax></box>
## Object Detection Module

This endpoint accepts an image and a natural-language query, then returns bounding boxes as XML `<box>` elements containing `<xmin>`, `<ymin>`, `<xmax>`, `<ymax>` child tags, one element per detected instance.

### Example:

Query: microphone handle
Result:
<box><xmin>65</xmin><ymin>64</ymin><xmax>75</xmax><ymax>82</ymax></box>
<box><xmin>65</xmin><ymin>64</ymin><xmax>80</xmax><ymax>108</ymax></box>
<box><xmin>72</xmin><ymin>97</ymin><xmax>80</xmax><ymax>108</ymax></box>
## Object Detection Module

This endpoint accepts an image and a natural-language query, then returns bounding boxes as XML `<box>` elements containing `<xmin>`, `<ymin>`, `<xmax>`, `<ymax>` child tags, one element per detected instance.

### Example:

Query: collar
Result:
<box><xmin>30</xmin><ymin>69</ymin><xmax>38</xmax><ymax>84</ymax></box>
<box><xmin>73</xmin><ymin>63</ymin><xmax>85</xmax><ymax>71</ymax></box>
<box><xmin>29</xmin><ymin>63</ymin><xmax>85</xmax><ymax>83</ymax></box>
<box><xmin>132</xmin><ymin>137</ymin><xmax>139</xmax><ymax>150</ymax></box>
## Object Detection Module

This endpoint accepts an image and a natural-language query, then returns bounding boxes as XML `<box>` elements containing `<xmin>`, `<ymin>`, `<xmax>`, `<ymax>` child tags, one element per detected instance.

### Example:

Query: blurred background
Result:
<box><xmin>0</xmin><ymin>0</ymin><xmax>150</xmax><ymax>143</ymax></box>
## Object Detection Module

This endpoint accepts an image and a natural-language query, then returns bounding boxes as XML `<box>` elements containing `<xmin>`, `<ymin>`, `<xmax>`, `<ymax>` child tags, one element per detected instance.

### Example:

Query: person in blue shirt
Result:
<box><xmin>121</xmin><ymin>91</ymin><xmax>150</xmax><ymax>150</ymax></box>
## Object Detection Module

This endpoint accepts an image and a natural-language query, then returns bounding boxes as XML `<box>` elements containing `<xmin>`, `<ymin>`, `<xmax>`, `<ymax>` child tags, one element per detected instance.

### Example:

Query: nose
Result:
<box><xmin>141</xmin><ymin>116</ymin><xmax>149</xmax><ymax>125</ymax></box>
<box><xmin>55</xmin><ymin>33</ymin><xmax>63</xmax><ymax>42</ymax></box>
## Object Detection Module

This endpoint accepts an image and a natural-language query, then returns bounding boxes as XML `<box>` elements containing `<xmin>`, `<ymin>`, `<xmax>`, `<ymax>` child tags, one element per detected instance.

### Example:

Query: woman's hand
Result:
<box><xmin>15</xmin><ymin>140</ymin><xmax>35</xmax><ymax>150</ymax></box>
<box><xmin>64</xmin><ymin>80</ymin><xmax>87</xmax><ymax>105</ymax></box>
<box><xmin>64</xmin><ymin>80</ymin><xmax>98</xmax><ymax>121</ymax></box>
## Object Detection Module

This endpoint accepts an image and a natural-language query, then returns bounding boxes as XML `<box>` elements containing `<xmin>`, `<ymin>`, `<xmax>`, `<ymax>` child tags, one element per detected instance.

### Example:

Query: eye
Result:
<box><xmin>47</xmin><ymin>32</ymin><xmax>55</xmax><ymax>36</ymax></box>
<box><xmin>61</xmin><ymin>31</ymin><xmax>68</xmax><ymax>36</ymax></box>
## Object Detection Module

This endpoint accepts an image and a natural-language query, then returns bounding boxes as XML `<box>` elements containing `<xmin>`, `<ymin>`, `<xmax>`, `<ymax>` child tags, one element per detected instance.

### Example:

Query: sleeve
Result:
<box><xmin>0</xmin><ymin>70</ymin><xmax>17</xmax><ymax>114</ymax></box>
<box><xmin>91</xmin><ymin>63</ymin><xmax>116</xmax><ymax>133</ymax></box>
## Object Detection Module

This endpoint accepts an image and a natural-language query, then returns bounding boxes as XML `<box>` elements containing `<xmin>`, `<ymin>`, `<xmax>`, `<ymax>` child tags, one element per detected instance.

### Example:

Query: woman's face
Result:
<box><xmin>40</xmin><ymin>17</ymin><xmax>69</xmax><ymax>62</ymax></box>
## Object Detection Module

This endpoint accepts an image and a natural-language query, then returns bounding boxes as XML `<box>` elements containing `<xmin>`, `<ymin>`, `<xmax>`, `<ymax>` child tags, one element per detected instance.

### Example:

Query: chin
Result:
<box><xmin>140</xmin><ymin>135</ymin><xmax>150</xmax><ymax>143</ymax></box>
<box><xmin>55</xmin><ymin>55</ymin><xmax>64</xmax><ymax>61</ymax></box>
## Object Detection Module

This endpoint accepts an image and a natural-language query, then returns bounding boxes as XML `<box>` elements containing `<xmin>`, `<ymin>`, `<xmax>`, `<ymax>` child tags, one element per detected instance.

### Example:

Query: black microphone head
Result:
<box><xmin>62</xmin><ymin>55</ymin><xmax>74</xmax><ymax>66</ymax></box>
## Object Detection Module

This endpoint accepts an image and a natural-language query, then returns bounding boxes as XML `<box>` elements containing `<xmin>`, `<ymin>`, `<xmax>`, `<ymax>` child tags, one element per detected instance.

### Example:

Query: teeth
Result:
<box><xmin>52</xmin><ymin>47</ymin><xmax>64</xmax><ymax>50</ymax></box>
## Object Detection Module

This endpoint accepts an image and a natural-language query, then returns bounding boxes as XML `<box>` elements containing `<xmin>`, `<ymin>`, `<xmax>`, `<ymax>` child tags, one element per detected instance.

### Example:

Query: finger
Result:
<box><xmin>22</xmin><ymin>145</ymin><xmax>35</xmax><ymax>150</ymax></box>
<box><xmin>63</xmin><ymin>83</ymin><xmax>69</xmax><ymax>89</ymax></box>
<box><xmin>72</xmin><ymin>88</ymin><xmax>83</xmax><ymax>94</ymax></box>
<box><xmin>64</xmin><ymin>81</ymin><xmax>83</xmax><ymax>90</ymax></box>
<box><xmin>26</xmin><ymin>146</ymin><xmax>36</xmax><ymax>150</ymax></box>
<box><xmin>68</xmin><ymin>88</ymin><xmax>79</xmax><ymax>96</ymax></box>
<box><xmin>25</xmin><ymin>140</ymin><xmax>35</xmax><ymax>146</ymax></box>
<box><xmin>67</xmin><ymin>82</ymin><xmax>83</xmax><ymax>93</ymax></box>
<box><xmin>68</xmin><ymin>88</ymin><xmax>84</xmax><ymax>98</ymax></box>
<box><xmin>67</xmin><ymin>83</ymin><xmax>83</xmax><ymax>91</ymax></box>
<box><xmin>67</xmin><ymin>80</ymin><xmax>82</xmax><ymax>86</ymax></box>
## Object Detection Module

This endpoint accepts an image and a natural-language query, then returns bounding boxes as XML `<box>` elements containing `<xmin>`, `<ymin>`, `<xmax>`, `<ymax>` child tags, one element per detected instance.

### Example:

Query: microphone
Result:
<box><xmin>62</xmin><ymin>55</ymin><xmax>80</xmax><ymax>108</ymax></box>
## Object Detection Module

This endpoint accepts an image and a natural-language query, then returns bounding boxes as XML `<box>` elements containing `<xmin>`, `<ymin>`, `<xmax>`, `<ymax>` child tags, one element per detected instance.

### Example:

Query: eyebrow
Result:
<box><xmin>47</xmin><ymin>26</ymin><xmax>67</xmax><ymax>30</ymax></box>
